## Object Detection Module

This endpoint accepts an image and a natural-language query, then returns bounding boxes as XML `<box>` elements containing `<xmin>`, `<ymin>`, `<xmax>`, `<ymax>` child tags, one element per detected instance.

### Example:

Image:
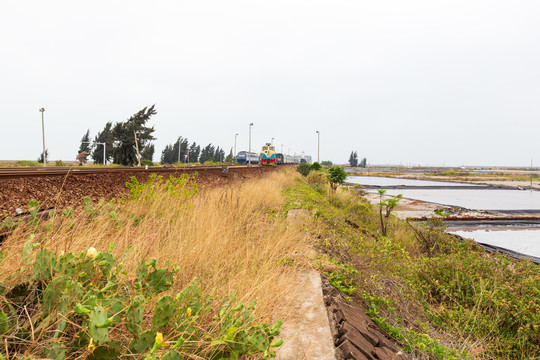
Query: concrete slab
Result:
<box><xmin>277</xmin><ymin>270</ymin><xmax>336</xmax><ymax>360</ymax></box>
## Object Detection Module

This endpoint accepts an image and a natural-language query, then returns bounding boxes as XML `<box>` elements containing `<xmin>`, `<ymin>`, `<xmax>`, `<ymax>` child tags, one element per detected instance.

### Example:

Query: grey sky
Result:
<box><xmin>1</xmin><ymin>0</ymin><xmax>539</xmax><ymax>166</ymax></box>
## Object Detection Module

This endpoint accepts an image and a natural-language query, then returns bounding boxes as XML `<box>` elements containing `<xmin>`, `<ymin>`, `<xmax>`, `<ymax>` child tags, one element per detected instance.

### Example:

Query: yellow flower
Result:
<box><xmin>86</xmin><ymin>247</ymin><xmax>98</xmax><ymax>259</ymax></box>
<box><xmin>88</xmin><ymin>337</ymin><xmax>95</xmax><ymax>352</ymax></box>
<box><xmin>185</xmin><ymin>307</ymin><xmax>192</xmax><ymax>318</ymax></box>
<box><xmin>155</xmin><ymin>332</ymin><xmax>164</xmax><ymax>347</ymax></box>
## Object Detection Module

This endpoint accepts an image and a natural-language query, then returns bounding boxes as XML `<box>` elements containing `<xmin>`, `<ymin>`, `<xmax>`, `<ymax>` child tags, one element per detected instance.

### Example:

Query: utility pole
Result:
<box><xmin>234</xmin><ymin>133</ymin><xmax>238</xmax><ymax>164</ymax></box>
<box><xmin>316</xmin><ymin>130</ymin><xmax>320</xmax><ymax>163</ymax></box>
<box><xmin>271</xmin><ymin>137</ymin><xmax>274</xmax><ymax>145</ymax></box>
<box><xmin>177</xmin><ymin>137</ymin><xmax>182</xmax><ymax>164</ymax></box>
<box><xmin>39</xmin><ymin>108</ymin><xmax>46</xmax><ymax>167</ymax></box>
<box><xmin>248</xmin><ymin>123</ymin><xmax>253</xmax><ymax>166</ymax></box>
<box><xmin>134</xmin><ymin>132</ymin><xmax>141</xmax><ymax>166</ymax></box>
<box><xmin>83</xmin><ymin>141</ymin><xmax>106</xmax><ymax>165</ymax></box>
<box><xmin>531</xmin><ymin>160</ymin><xmax>534</xmax><ymax>188</ymax></box>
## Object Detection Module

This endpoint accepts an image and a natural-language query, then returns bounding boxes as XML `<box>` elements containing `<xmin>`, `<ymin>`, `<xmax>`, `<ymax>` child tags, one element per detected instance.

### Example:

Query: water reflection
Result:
<box><xmin>372</xmin><ymin>188</ymin><xmax>540</xmax><ymax>211</ymax></box>
<box><xmin>452</xmin><ymin>229</ymin><xmax>540</xmax><ymax>258</ymax></box>
<box><xmin>347</xmin><ymin>176</ymin><xmax>482</xmax><ymax>187</ymax></box>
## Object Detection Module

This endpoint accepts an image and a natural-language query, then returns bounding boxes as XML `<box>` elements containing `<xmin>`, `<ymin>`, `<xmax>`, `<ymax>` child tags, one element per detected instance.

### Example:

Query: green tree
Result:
<box><xmin>327</xmin><ymin>166</ymin><xmax>347</xmax><ymax>191</ymax></box>
<box><xmin>321</xmin><ymin>160</ymin><xmax>333</xmax><ymax>166</ymax></box>
<box><xmin>297</xmin><ymin>163</ymin><xmax>311</xmax><ymax>176</ymax></box>
<box><xmin>360</xmin><ymin>157</ymin><xmax>367</xmax><ymax>168</ymax></box>
<box><xmin>160</xmin><ymin>144</ymin><xmax>174</xmax><ymax>164</ymax></box>
<box><xmin>348</xmin><ymin>151</ymin><xmax>358</xmax><ymax>167</ymax></box>
<box><xmin>160</xmin><ymin>137</ymin><xmax>189</xmax><ymax>164</ymax></box>
<box><xmin>92</xmin><ymin>122</ymin><xmax>114</xmax><ymax>165</ymax></box>
<box><xmin>141</xmin><ymin>144</ymin><xmax>154</xmax><ymax>161</ymax></box>
<box><xmin>310</xmin><ymin>162</ymin><xmax>322</xmax><ymax>171</ymax></box>
<box><xmin>188</xmin><ymin>142</ymin><xmax>200</xmax><ymax>163</ymax></box>
<box><xmin>377</xmin><ymin>189</ymin><xmax>402</xmax><ymax>237</ymax></box>
<box><xmin>112</xmin><ymin>105</ymin><xmax>157</xmax><ymax>166</ymax></box>
<box><xmin>225</xmin><ymin>148</ymin><xmax>234</xmax><ymax>162</ymax></box>
<box><xmin>199</xmin><ymin>144</ymin><xmax>215</xmax><ymax>163</ymax></box>
<box><xmin>78</xmin><ymin>129</ymin><xmax>92</xmax><ymax>155</ymax></box>
<box><xmin>37</xmin><ymin>149</ymin><xmax>49</xmax><ymax>164</ymax></box>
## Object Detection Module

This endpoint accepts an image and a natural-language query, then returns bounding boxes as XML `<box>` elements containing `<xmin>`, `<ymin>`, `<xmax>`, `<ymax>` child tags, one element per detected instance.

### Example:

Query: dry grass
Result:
<box><xmin>0</xmin><ymin>169</ymin><xmax>308</xmax><ymax>323</ymax></box>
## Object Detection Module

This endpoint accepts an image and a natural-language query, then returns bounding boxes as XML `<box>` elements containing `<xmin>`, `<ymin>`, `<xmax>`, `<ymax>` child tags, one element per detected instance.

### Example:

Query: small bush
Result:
<box><xmin>55</xmin><ymin>160</ymin><xmax>70</xmax><ymax>166</ymax></box>
<box><xmin>15</xmin><ymin>160</ymin><xmax>40</xmax><ymax>167</ymax></box>
<box><xmin>141</xmin><ymin>159</ymin><xmax>155</xmax><ymax>166</ymax></box>
<box><xmin>310</xmin><ymin>162</ymin><xmax>322</xmax><ymax>171</ymax></box>
<box><xmin>297</xmin><ymin>163</ymin><xmax>311</xmax><ymax>176</ymax></box>
<box><xmin>307</xmin><ymin>170</ymin><xmax>327</xmax><ymax>185</ymax></box>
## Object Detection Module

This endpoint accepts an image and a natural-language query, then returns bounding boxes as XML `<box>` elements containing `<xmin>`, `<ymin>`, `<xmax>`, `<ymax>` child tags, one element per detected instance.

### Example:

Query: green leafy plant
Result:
<box><xmin>377</xmin><ymin>189</ymin><xmax>402</xmax><ymax>237</ymax></box>
<box><xmin>327</xmin><ymin>166</ymin><xmax>347</xmax><ymax>192</ymax></box>
<box><xmin>309</xmin><ymin>162</ymin><xmax>322</xmax><ymax>171</ymax></box>
<box><xmin>0</xmin><ymin>244</ymin><xmax>283</xmax><ymax>359</ymax></box>
<box><xmin>297</xmin><ymin>163</ymin><xmax>311</xmax><ymax>176</ymax></box>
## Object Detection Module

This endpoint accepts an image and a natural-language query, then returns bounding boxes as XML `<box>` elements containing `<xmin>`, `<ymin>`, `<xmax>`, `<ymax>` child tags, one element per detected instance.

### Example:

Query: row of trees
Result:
<box><xmin>77</xmin><ymin>105</ymin><xmax>234</xmax><ymax>166</ymax></box>
<box><xmin>348</xmin><ymin>151</ymin><xmax>367</xmax><ymax>168</ymax></box>
<box><xmin>160</xmin><ymin>139</ymin><xmax>233</xmax><ymax>165</ymax></box>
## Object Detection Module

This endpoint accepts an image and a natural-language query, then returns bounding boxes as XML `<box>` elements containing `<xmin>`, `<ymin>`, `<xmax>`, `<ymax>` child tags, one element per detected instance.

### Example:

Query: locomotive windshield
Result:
<box><xmin>263</xmin><ymin>146</ymin><xmax>268</xmax><ymax>150</ymax></box>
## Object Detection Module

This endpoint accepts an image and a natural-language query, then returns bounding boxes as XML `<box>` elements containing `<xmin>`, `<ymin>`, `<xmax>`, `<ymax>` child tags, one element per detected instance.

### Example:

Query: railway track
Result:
<box><xmin>0</xmin><ymin>164</ymin><xmax>258</xmax><ymax>180</ymax></box>
<box><xmin>0</xmin><ymin>164</ymin><xmax>275</xmax><ymax>219</ymax></box>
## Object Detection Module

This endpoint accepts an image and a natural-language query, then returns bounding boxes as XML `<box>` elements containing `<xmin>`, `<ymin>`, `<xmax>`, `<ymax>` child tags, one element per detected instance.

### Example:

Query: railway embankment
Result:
<box><xmin>1</xmin><ymin>168</ymin><xmax>539</xmax><ymax>359</ymax></box>
<box><xmin>284</xmin><ymin>173</ymin><xmax>540</xmax><ymax>359</ymax></box>
<box><xmin>0</xmin><ymin>165</ymin><xmax>272</xmax><ymax>217</ymax></box>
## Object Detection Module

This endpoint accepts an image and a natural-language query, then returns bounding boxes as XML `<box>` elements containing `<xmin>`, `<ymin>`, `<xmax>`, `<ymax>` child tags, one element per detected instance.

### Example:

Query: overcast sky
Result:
<box><xmin>1</xmin><ymin>0</ymin><xmax>539</xmax><ymax>166</ymax></box>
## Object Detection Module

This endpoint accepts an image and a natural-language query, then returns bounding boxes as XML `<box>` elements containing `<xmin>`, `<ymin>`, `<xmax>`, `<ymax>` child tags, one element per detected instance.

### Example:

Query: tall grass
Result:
<box><xmin>1</xmin><ymin>170</ymin><xmax>306</xmax><ymax>323</ymax></box>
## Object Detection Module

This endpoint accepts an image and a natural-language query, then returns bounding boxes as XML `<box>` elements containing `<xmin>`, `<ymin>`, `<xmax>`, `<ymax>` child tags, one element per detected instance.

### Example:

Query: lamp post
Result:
<box><xmin>316</xmin><ymin>130</ymin><xmax>320</xmax><ymax>163</ymax></box>
<box><xmin>271</xmin><ymin>137</ymin><xmax>274</xmax><ymax>145</ymax></box>
<box><xmin>281</xmin><ymin>144</ymin><xmax>283</xmax><ymax>153</ymax></box>
<box><xmin>177</xmin><ymin>137</ymin><xmax>182</xmax><ymax>164</ymax></box>
<box><xmin>248</xmin><ymin>123</ymin><xmax>253</xmax><ymax>166</ymax></box>
<box><xmin>39</xmin><ymin>108</ymin><xmax>46</xmax><ymax>167</ymax></box>
<box><xmin>83</xmin><ymin>141</ymin><xmax>106</xmax><ymax>165</ymax></box>
<box><xmin>234</xmin><ymin>133</ymin><xmax>238</xmax><ymax>164</ymax></box>
<box><xmin>134</xmin><ymin>132</ymin><xmax>141</xmax><ymax>166</ymax></box>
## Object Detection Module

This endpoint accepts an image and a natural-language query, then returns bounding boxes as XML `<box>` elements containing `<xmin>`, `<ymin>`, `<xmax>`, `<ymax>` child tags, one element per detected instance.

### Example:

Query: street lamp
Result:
<box><xmin>83</xmin><ymin>141</ymin><xmax>106</xmax><ymax>165</ymax></box>
<box><xmin>316</xmin><ymin>130</ymin><xmax>320</xmax><ymax>163</ymax></box>
<box><xmin>281</xmin><ymin>144</ymin><xmax>283</xmax><ymax>154</ymax></box>
<box><xmin>39</xmin><ymin>108</ymin><xmax>46</xmax><ymax>167</ymax></box>
<box><xmin>177</xmin><ymin>137</ymin><xmax>182</xmax><ymax>164</ymax></box>
<box><xmin>271</xmin><ymin>137</ymin><xmax>274</xmax><ymax>145</ymax></box>
<box><xmin>234</xmin><ymin>133</ymin><xmax>238</xmax><ymax>164</ymax></box>
<box><xmin>134</xmin><ymin>131</ymin><xmax>141</xmax><ymax>166</ymax></box>
<box><xmin>248</xmin><ymin>123</ymin><xmax>254</xmax><ymax>166</ymax></box>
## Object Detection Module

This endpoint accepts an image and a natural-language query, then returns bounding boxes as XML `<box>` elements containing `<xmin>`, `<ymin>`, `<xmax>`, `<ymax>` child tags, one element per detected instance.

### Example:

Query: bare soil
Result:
<box><xmin>0</xmin><ymin>166</ymin><xmax>275</xmax><ymax>217</ymax></box>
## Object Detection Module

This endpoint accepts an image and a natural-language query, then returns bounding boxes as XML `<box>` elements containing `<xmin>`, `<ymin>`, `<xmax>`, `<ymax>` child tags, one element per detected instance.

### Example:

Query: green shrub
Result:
<box><xmin>297</xmin><ymin>163</ymin><xmax>311</xmax><ymax>176</ymax></box>
<box><xmin>15</xmin><ymin>160</ymin><xmax>40</xmax><ymax>167</ymax></box>
<box><xmin>141</xmin><ymin>159</ymin><xmax>155</xmax><ymax>166</ymax></box>
<box><xmin>327</xmin><ymin>166</ymin><xmax>347</xmax><ymax>191</ymax></box>
<box><xmin>310</xmin><ymin>162</ymin><xmax>322</xmax><ymax>171</ymax></box>
<box><xmin>0</xmin><ymin>244</ymin><xmax>284</xmax><ymax>359</ymax></box>
<box><xmin>55</xmin><ymin>160</ymin><xmax>70</xmax><ymax>166</ymax></box>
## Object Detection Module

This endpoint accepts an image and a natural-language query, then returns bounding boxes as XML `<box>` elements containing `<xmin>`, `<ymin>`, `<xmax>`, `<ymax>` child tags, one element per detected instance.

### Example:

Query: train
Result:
<box><xmin>260</xmin><ymin>143</ymin><xmax>277</xmax><ymax>166</ymax></box>
<box><xmin>236</xmin><ymin>151</ymin><xmax>260</xmax><ymax>165</ymax></box>
<box><xmin>236</xmin><ymin>146</ymin><xmax>312</xmax><ymax>166</ymax></box>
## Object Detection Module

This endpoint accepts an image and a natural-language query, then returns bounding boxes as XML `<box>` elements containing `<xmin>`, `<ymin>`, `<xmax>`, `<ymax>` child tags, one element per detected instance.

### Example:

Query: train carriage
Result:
<box><xmin>236</xmin><ymin>151</ymin><xmax>259</xmax><ymax>165</ymax></box>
